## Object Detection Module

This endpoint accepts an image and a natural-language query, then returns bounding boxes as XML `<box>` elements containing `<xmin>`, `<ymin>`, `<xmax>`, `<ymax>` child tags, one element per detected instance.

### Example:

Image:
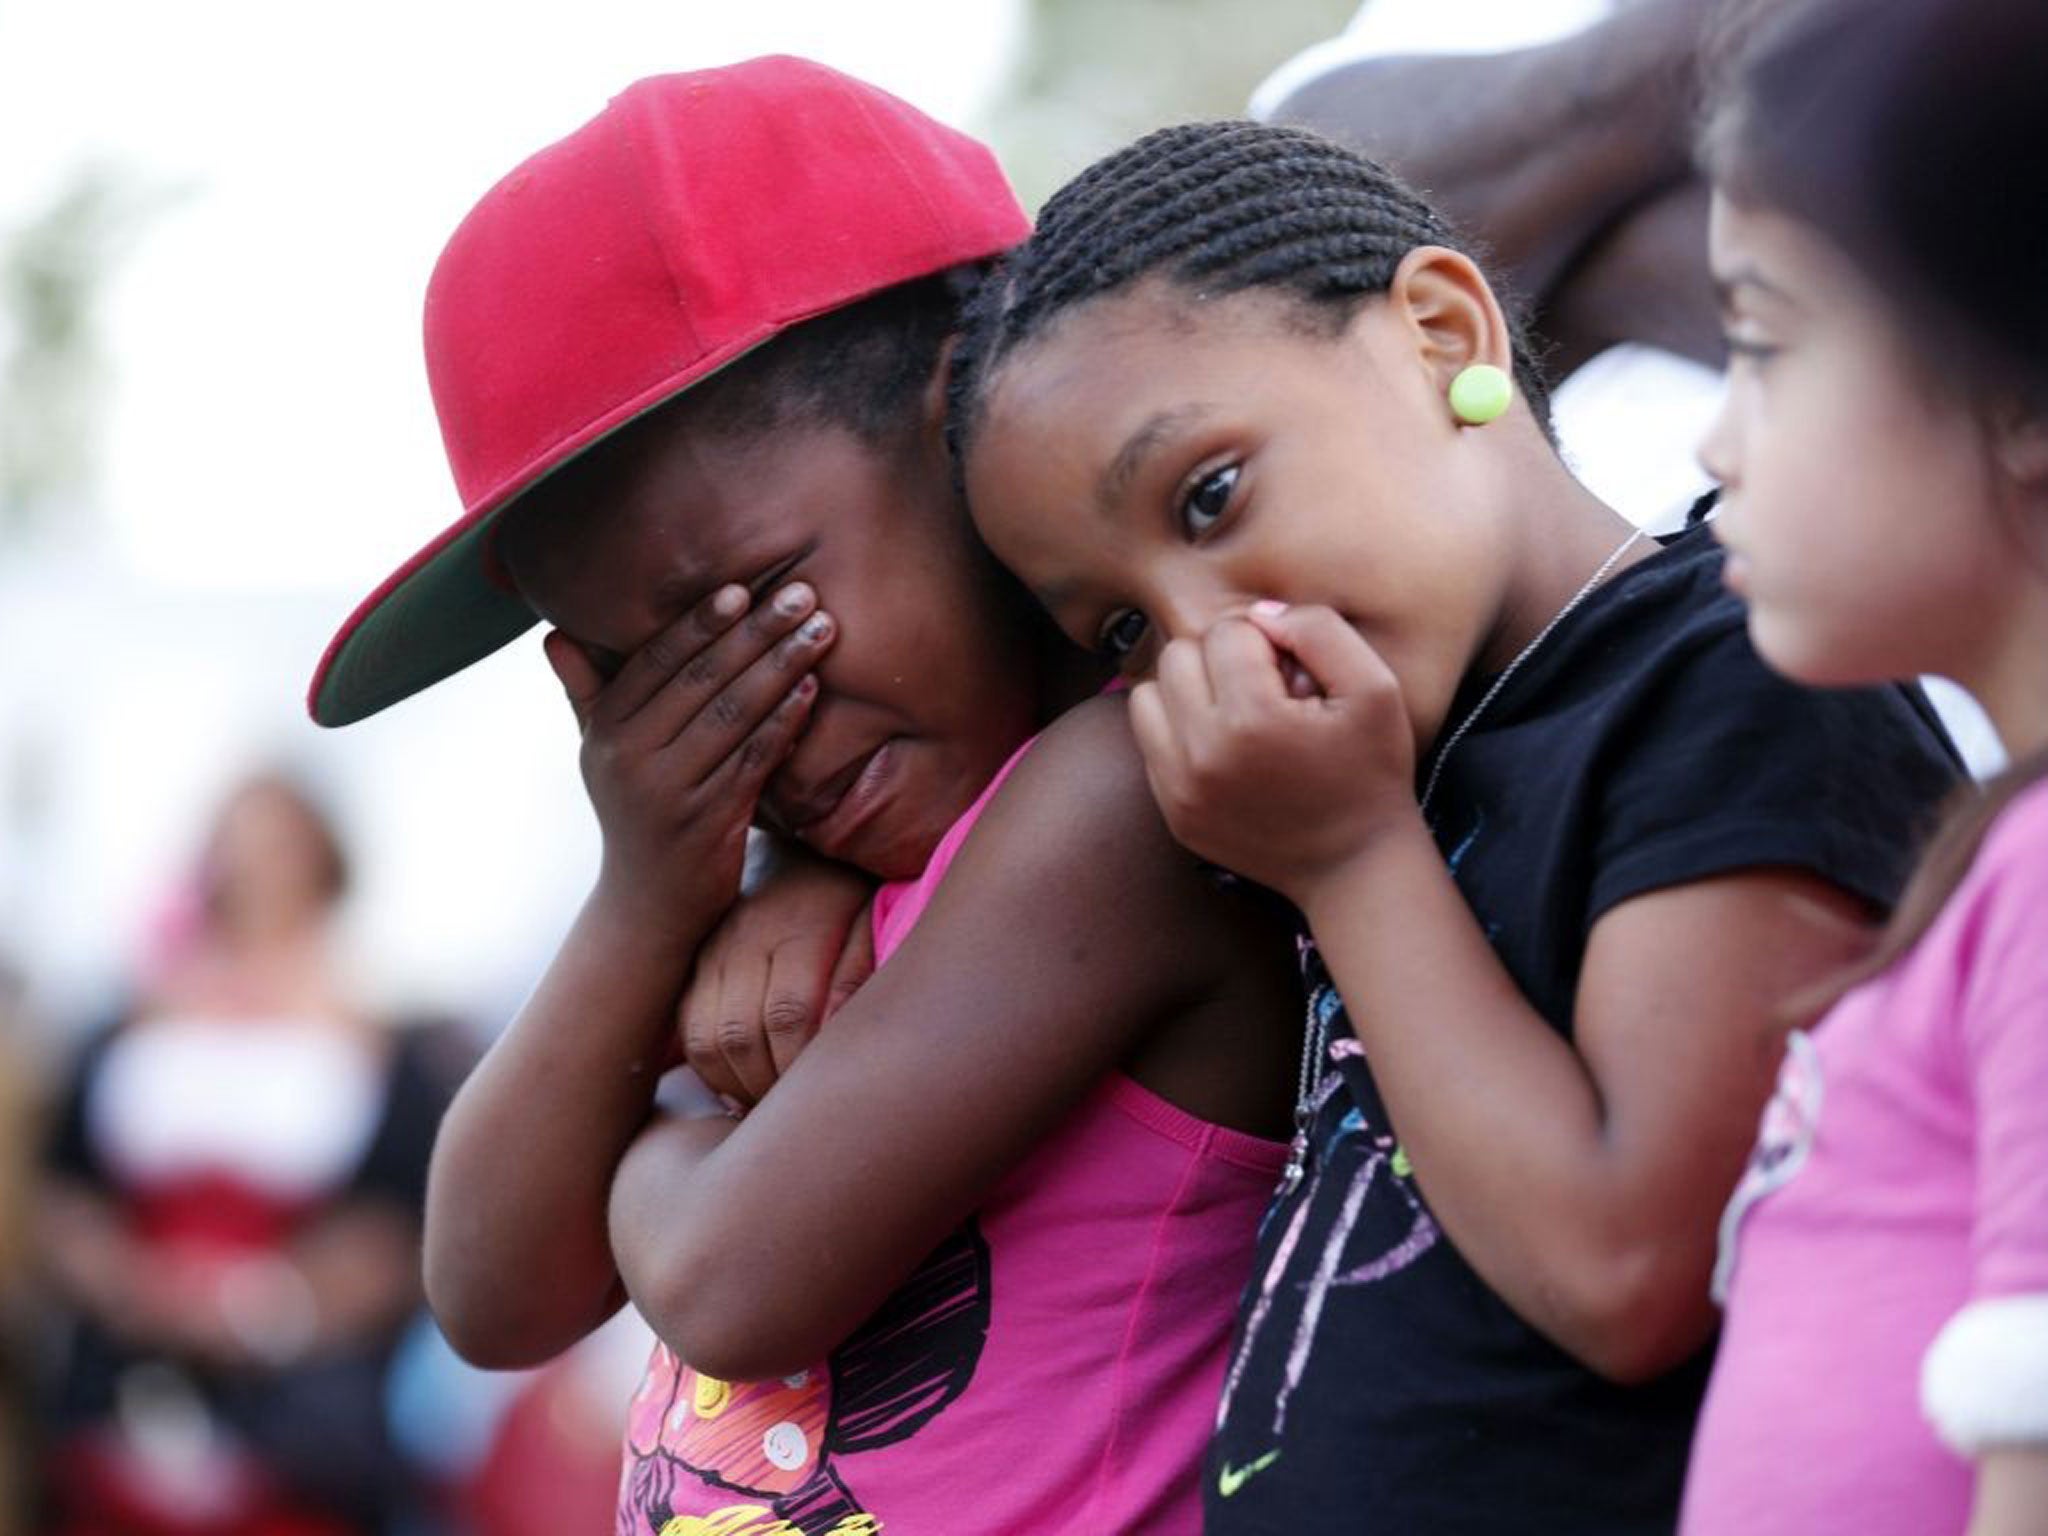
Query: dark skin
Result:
<box><xmin>421</xmin><ymin>368</ymin><xmax>1298</xmax><ymax>1376</ymax></box>
<box><xmin>1268</xmin><ymin>0</ymin><xmax>1725</xmax><ymax>375</ymax></box>
<box><xmin>965</xmin><ymin>255</ymin><xmax>1878</xmax><ymax>1382</ymax></box>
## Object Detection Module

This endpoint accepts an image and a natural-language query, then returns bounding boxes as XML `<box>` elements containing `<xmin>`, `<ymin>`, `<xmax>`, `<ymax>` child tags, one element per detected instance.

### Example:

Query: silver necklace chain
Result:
<box><xmin>1276</xmin><ymin>523</ymin><xmax>1646</xmax><ymax>1197</ymax></box>
<box><xmin>1418</xmin><ymin>525</ymin><xmax>1646</xmax><ymax>817</ymax></box>
<box><xmin>1278</xmin><ymin>973</ymin><xmax>1331</xmax><ymax>1195</ymax></box>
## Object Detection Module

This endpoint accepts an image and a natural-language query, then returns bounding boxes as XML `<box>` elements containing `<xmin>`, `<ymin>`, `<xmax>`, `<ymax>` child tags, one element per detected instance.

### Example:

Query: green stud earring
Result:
<box><xmin>1449</xmin><ymin>363</ymin><xmax>1512</xmax><ymax>426</ymax></box>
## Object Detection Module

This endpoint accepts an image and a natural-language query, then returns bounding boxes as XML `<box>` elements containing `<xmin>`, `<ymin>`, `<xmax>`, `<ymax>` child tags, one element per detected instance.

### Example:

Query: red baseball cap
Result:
<box><xmin>308</xmin><ymin>56</ymin><xmax>1028</xmax><ymax>727</ymax></box>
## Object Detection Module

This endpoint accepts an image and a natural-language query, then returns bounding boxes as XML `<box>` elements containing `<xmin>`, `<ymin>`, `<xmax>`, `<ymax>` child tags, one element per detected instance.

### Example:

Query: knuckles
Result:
<box><xmin>712</xmin><ymin>1015</ymin><xmax>763</xmax><ymax>1062</ymax></box>
<box><xmin>680</xmin><ymin>651</ymin><xmax>721</xmax><ymax>691</ymax></box>
<box><xmin>760</xmin><ymin>994</ymin><xmax>816</xmax><ymax>1044</ymax></box>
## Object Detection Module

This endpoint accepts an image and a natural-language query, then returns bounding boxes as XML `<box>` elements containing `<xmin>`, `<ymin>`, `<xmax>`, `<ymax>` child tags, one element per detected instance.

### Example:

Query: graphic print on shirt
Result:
<box><xmin>1711</xmin><ymin>1028</ymin><xmax>1824</xmax><ymax>1302</ymax></box>
<box><xmin>620</xmin><ymin>1221</ymin><xmax>992</xmax><ymax>1535</ymax></box>
<box><xmin>1211</xmin><ymin>940</ymin><xmax>1439</xmax><ymax>1500</ymax></box>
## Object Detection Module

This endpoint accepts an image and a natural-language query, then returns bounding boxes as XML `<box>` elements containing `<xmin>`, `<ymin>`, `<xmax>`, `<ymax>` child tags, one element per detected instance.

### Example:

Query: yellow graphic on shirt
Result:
<box><xmin>623</xmin><ymin>1223</ymin><xmax>991</xmax><ymax>1532</ymax></box>
<box><xmin>659</xmin><ymin>1512</ymin><xmax>878</xmax><ymax>1536</ymax></box>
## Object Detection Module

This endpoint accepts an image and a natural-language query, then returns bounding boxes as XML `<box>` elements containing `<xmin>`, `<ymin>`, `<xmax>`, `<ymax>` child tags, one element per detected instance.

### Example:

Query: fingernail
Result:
<box><xmin>774</xmin><ymin>582</ymin><xmax>813</xmax><ymax>617</ymax></box>
<box><xmin>712</xmin><ymin>585</ymin><xmax>747</xmax><ymax>618</ymax></box>
<box><xmin>798</xmin><ymin>611</ymin><xmax>833</xmax><ymax>643</ymax></box>
<box><xmin>1250</xmin><ymin>599</ymin><xmax>1288</xmax><ymax>619</ymax></box>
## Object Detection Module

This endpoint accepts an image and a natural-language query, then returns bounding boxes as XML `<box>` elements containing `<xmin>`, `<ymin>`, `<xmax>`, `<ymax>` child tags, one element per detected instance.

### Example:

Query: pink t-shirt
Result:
<box><xmin>619</xmin><ymin>739</ymin><xmax>1287</xmax><ymax>1534</ymax></box>
<box><xmin>1681</xmin><ymin>779</ymin><xmax>2048</xmax><ymax>1535</ymax></box>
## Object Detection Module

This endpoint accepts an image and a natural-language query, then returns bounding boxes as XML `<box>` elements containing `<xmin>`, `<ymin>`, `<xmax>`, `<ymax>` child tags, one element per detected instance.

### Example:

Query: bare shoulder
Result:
<box><xmin>965</xmin><ymin>692</ymin><xmax>1170</xmax><ymax>872</ymax></box>
<box><xmin>929</xmin><ymin>691</ymin><xmax>1297</xmax><ymax>1136</ymax></box>
<box><xmin>1005</xmin><ymin>690</ymin><xmax>1154</xmax><ymax>804</ymax></box>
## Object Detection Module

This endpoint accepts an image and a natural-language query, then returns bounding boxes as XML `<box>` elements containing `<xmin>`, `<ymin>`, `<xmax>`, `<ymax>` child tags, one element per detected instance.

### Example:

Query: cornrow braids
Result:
<box><xmin>949</xmin><ymin>120</ymin><xmax>1553</xmax><ymax>469</ymax></box>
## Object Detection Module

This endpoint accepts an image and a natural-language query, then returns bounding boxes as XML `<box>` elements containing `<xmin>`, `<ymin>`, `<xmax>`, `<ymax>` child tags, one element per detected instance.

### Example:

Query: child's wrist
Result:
<box><xmin>587</xmin><ymin>867</ymin><xmax>730</xmax><ymax>958</ymax></box>
<box><xmin>1292</xmin><ymin>810</ymin><xmax>1435</xmax><ymax>928</ymax></box>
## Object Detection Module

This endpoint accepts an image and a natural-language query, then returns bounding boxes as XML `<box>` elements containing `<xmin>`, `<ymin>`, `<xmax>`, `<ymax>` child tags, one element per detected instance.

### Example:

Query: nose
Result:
<box><xmin>1697</xmin><ymin>386</ymin><xmax>1738</xmax><ymax>492</ymax></box>
<box><xmin>1147</xmin><ymin>567</ymin><xmax>1240</xmax><ymax>646</ymax></box>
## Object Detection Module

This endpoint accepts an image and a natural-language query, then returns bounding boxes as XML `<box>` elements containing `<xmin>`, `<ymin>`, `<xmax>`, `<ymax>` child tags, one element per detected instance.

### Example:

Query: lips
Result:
<box><xmin>776</xmin><ymin>745</ymin><xmax>883</xmax><ymax>833</ymax></box>
<box><xmin>789</xmin><ymin>741</ymin><xmax>900</xmax><ymax>857</ymax></box>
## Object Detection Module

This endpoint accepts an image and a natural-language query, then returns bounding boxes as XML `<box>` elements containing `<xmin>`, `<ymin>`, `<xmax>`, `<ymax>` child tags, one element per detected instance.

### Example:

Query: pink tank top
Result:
<box><xmin>618</xmin><ymin>738</ymin><xmax>1286</xmax><ymax>1534</ymax></box>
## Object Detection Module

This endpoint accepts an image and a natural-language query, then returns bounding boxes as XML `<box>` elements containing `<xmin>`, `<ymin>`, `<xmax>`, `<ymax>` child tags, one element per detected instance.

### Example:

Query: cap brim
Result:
<box><xmin>308</xmin><ymin>512</ymin><xmax>537</xmax><ymax>727</ymax></box>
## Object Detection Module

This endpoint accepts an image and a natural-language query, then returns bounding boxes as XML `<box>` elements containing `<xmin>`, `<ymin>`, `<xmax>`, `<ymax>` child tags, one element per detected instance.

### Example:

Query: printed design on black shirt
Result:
<box><xmin>620</xmin><ymin>1222</ymin><xmax>992</xmax><ymax>1534</ymax></box>
<box><xmin>1711</xmin><ymin>1029</ymin><xmax>1824</xmax><ymax>1302</ymax></box>
<box><xmin>1213</xmin><ymin>942</ymin><xmax>1439</xmax><ymax>1498</ymax></box>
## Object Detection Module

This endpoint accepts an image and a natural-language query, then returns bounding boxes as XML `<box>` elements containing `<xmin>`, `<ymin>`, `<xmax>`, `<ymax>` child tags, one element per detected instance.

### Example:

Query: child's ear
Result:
<box><xmin>923</xmin><ymin>333</ymin><xmax>960</xmax><ymax>439</ymax></box>
<box><xmin>1992</xmin><ymin>400</ymin><xmax>2048</xmax><ymax>491</ymax></box>
<box><xmin>1385</xmin><ymin>245</ymin><xmax>1515</xmax><ymax>394</ymax></box>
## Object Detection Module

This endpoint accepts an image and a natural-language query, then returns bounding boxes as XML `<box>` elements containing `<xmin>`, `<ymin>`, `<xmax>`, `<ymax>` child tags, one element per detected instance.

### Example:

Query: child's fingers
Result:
<box><xmin>699</xmin><ymin>671</ymin><xmax>820</xmax><ymax>817</ymax></box>
<box><xmin>824</xmin><ymin>909</ymin><xmax>875</xmax><ymax>1024</ymax></box>
<box><xmin>1202</xmin><ymin>617</ymin><xmax>1288</xmax><ymax>715</ymax></box>
<box><xmin>1153</xmin><ymin>633</ymin><xmax>1215</xmax><ymax>719</ymax></box>
<box><xmin>1127</xmin><ymin>679</ymin><xmax>1186</xmax><ymax>798</ymax></box>
<box><xmin>659</xmin><ymin>612</ymin><xmax>834</xmax><ymax>789</ymax></box>
<box><xmin>680</xmin><ymin>954</ymin><xmax>772</xmax><ymax>1107</ymax></box>
<box><xmin>635</xmin><ymin>594</ymin><xmax>830</xmax><ymax>777</ymax></box>
<box><xmin>599</xmin><ymin>583</ymin><xmax>752</xmax><ymax>724</ymax></box>
<box><xmin>676</xmin><ymin>959</ymin><xmax>749</xmax><ymax>1105</ymax></box>
<box><xmin>711</xmin><ymin>954</ymin><xmax>783</xmax><ymax>1104</ymax></box>
<box><xmin>1245</xmin><ymin>602</ymin><xmax>1390</xmax><ymax>698</ymax></box>
<box><xmin>542</xmin><ymin>630</ymin><xmax>605</xmax><ymax>732</ymax></box>
<box><xmin>759</xmin><ymin>938</ymin><xmax>832</xmax><ymax>1082</ymax></box>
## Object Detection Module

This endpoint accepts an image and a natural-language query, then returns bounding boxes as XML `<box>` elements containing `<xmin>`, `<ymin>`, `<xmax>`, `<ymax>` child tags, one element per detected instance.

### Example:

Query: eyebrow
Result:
<box><xmin>1096</xmin><ymin>405</ymin><xmax>1211</xmax><ymax>513</ymax></box>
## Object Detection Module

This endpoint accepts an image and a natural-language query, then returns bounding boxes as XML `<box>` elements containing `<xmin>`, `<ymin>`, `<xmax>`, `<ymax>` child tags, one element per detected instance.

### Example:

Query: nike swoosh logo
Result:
<box><xmin>1216</xmin><ymin>1449</ymin><xmax>1281</xmax><ymax>1498</ymax></box>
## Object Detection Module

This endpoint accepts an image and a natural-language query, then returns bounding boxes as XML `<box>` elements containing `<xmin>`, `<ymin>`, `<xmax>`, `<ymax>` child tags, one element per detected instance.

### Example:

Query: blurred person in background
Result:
<box><xmin>32</xmin><ymin>771</ymin><xmax>453</xmax><ymax>1536</ymax></box>
<box><xmin>1249</xmin><ymin>0</ymin><xmax>1729</xmax><ymax>535</ymax></box>
<box><xmin>1255</xmin><ymin>0</ymin><xmax>1723</xmax><ymax>386</ymax></box>
<box><xmin>1</xmin><ymin>959</ymin><xmax>34</xmax><ymax>1536</ymax></box>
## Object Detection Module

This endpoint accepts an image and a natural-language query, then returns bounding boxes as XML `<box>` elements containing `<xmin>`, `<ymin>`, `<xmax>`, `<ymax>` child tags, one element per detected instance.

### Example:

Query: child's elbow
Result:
<box><xmin>425</xmin><ymin>1254</ymin><xmax>600</xmax><ymax>1371</ymax></box>
<box><xmin>1554</xmin><ymin>1243</ymin><xmax>1717</xmax><ymax>1386</ymax></box>
<box><xmin>431</xmin><ymin>1304</ymin><xmax>544</xmax><ymax>1372</ymax></box>
<box><xmin>628</xmin><ymin>1247</ymin><xmax>837</xmax><ymax>1385</ymax></box>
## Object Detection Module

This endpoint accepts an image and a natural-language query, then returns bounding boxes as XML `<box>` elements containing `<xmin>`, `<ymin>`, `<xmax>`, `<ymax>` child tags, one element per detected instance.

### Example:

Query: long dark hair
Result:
<box><xmin>1706</xmin><ymin>0</ymin><xmax>2048</xmax><ymax>997</ymax></box>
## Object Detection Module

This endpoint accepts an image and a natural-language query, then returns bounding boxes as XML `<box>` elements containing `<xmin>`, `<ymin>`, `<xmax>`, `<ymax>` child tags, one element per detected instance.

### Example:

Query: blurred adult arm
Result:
<box><xmin>1267</xmin><ymin>0</ymin><xmax>1724</xmax><ymax>368</ymax></box>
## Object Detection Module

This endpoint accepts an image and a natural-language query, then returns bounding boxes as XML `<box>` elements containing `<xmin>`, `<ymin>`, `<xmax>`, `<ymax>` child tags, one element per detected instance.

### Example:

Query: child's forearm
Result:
<box><xmin>424</xmin><ymin>882</ymin><xmax>715</xmax><ymax>1367</ymax></box>
<box><xmin>1297</xmin><ymin>823</ymin><xmax>1666</xmax><ymax>1373</ymax></box>
<box><xmin>606</xmin><ymin>1109</ymin><xmax>745</xmax><ymax>1370</ymax></box>
<box><xmin>1971</xmin><ymin>1449</ymin><xmax>2048</xmax><ymax>1536</ymax></box>
<box><xmin>1294</xmin><ymin>816</ymin><xmax>1848</xmax><ymax>1383</ymax></box>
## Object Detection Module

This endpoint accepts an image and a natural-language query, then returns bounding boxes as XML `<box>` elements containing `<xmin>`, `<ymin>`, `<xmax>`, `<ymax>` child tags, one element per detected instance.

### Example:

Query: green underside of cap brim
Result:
<box><xmin>313</xmin><ymin>516</ymin><xmax>538</xmax><ymax>726</ymax></box>
<box><xmin>314</xmin><ymin>329</ymin><xmax>836</xmax><ymax>728</ymax></box>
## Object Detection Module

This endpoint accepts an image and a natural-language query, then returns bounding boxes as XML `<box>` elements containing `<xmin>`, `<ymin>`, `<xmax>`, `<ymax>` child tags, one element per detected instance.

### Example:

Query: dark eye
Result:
<box><xmin>1723</xmin><ymin>336</ymin><xmax>1781</xmax><ymax>370</ymax></box>
<box><xmin>1180</xmin><ymin>464</ymin><xmax>1240</xmax><ymax>538</ymax></box>
<box><xmin>747</xmin><ymin>552</ymin><xmax>808</xmax><ymax>606</ymax></box>
<box><xmin>1097</xmin><ymin>609</ymin><xmax>1151</xmax><ymax>665</ymax></box>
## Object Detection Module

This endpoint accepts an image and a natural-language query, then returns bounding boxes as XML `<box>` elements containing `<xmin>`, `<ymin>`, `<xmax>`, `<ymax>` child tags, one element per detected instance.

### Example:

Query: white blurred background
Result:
<box><xmin>0</xmin><ymin>1</ymin><xmax>1041</xmax><ymax>1032</ymax></box>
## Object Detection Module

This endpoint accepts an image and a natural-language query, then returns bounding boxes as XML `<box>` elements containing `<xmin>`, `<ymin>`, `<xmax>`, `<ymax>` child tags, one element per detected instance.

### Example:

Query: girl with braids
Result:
<box><xmin>1679</xmin><ymin>1</ymin><xmax>2048</xmax><ymax>1531</ymax></box>
<box><xmin>949</xmin><ymin>119</ymin><xmax>1960</xmax><ymax>1531</ymax></box>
